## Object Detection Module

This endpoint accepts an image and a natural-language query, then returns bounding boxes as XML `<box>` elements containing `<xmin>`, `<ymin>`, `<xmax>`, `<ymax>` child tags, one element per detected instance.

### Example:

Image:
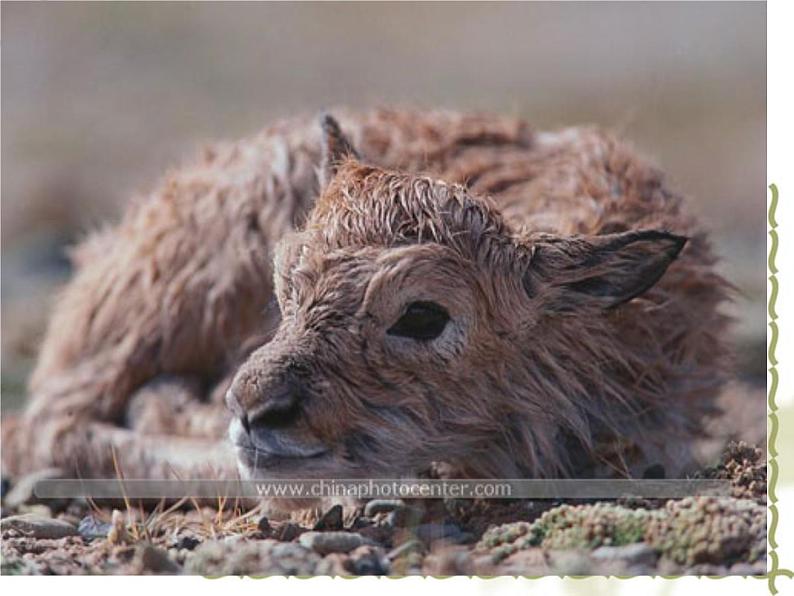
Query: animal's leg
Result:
<box><xmin>81</xmin><ymin>422</ymin><xmax>238</xmax><ymax>480</ymax></box>
<box><xmin>8</xmin><ymin>408</ymin><xmax>237</xmax><ymax>480</ymax></box>
<box><xmin>3</xmin><ymin>356</ymin><xmax>218</xmax><ymax>476</ymax></box>
<box><xmin>125</xmin><ymin>374</ymin><xmax>231</xmax><ymax>439</ymax></box>
<box><xmin>3</xmin><ymin>365</ymin><xmax>240</xmax><ymax>478</ymax></box>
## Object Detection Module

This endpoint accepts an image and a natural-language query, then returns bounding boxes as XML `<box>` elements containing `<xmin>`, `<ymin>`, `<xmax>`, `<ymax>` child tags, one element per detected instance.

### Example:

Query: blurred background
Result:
<box><xmin>1</xmin><ymin>2</ymin><xmax>766</xmax><ymax>411</ymax></box>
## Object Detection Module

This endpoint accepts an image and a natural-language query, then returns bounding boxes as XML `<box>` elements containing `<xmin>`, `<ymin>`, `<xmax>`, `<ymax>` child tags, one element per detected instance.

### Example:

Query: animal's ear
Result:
<box><xmin>319</xmin><ymin>113</ymin><xmax>359</xmax><ymax>188</ymax></box>
<box><xmin>523</xmin><ymin>230</ymin><xmax>687</xmax><ymax>311</ymax></box>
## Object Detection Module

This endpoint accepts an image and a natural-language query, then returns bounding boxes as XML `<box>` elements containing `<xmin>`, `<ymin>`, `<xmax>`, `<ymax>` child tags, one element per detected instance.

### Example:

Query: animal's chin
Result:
<box><xmin>228</xmin><ymin>417</ymin><xmax>336</xmax><ymax>477</ymax></box>
<box><xmin>227</xmin><ymin>419</ymin><xmax>422</xmax><ymax>480</ymax></box>
<box><xmin>235</xmin><ymin>449</ymin><xmax>353</xmax><ymax>480</ymax></box>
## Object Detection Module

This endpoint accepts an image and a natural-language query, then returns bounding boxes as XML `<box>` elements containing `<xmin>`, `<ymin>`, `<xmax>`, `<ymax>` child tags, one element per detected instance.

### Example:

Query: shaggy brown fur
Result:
<box><xmin>2</xmin><ymin>108</ymin><xmax>730</xmax><ymax>484</ymax></box>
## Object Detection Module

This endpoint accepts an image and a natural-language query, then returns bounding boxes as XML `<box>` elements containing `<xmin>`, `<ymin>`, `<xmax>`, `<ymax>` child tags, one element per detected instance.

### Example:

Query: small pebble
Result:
<box><xmin>364</xmin><ymin>499</ymin><xmax>405</xmax><ymax>518</ymax></box>
<box><xmin>274</xmin><ymin>521</ymin><xmax>303</xmax><ymax>541</ymax></box>
<box><xmin>257</xmin><ymin>516</ymin><xmax>272</xmax><ymax>535</ymax></box>
<box><xmin>313</xmin><ymin>504</ymin><xmax>344</xmax><ymax>531</ymax></box>
<box><xmin>0</xmin><ymin>513</ymin><xmax>79</xmax><ymax>539</ymax></box>
<box><xmin>348</xmin><ymin>545</ymin><xmax>390</xmax><ymax>575</ymax></box>
<box><xmin>299</xmin><ymin>531</ymin><xmax>366</xmax><ymax>555</ymax></box>
<box><xmin>78</xmin><ymin>515</ymin><xmax>112</xmax><ymax>541</ymax></box>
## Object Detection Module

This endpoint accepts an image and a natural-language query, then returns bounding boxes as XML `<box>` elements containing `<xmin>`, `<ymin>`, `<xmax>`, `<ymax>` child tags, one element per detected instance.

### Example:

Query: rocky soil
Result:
<box><xmin>0</xmin><ymin>442</ymin><xmax>767</xmax><ymax>576</ymax></box>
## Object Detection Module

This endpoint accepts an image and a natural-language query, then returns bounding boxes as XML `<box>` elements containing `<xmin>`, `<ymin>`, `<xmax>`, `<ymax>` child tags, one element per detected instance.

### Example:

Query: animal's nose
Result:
<box><xmin>248</xmin><ymin>382</ymin><xmax>303</xmax><ymax>432</ymax></box>
<box><xmin>225</xmin><ymin>375</ymin><xmax>304</xmax><ymax>436</ymax></box>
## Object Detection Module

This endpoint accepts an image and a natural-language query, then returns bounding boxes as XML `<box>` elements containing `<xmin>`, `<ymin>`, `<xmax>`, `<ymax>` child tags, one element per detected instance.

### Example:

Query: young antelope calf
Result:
<box><xmin>3</xmin><ymin>109</ymin><xmax>730</xmax><ymax>486</ymax></box>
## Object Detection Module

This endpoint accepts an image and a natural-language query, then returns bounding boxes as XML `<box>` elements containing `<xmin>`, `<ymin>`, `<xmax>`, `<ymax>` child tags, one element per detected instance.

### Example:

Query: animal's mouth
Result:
<box><xmin>228</xmin><ymin>417</ymin><xmax>331</xmax><ymax>470</ymax></box>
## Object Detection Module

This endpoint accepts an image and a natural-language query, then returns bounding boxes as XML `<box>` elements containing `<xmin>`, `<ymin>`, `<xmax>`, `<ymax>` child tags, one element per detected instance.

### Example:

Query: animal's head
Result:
<box><xmin>226</xmin><ymin>115</ymin><xmax>686</xmax><ymax>481</ymax></box>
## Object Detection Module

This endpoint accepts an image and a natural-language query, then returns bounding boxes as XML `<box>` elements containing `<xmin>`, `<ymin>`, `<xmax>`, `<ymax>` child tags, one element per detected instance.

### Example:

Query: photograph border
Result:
<box><xmin>0</xmin><ymin>2</ymin><xmax>784</xmax><ymax>592</ymax></box>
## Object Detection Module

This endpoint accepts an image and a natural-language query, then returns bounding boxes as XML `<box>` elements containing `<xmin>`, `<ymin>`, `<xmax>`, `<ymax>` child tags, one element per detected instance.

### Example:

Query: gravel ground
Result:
<box><xmin>0</xmin><ymin>442</ymin><xmax>767</xmax><ymax>576</ymax></box>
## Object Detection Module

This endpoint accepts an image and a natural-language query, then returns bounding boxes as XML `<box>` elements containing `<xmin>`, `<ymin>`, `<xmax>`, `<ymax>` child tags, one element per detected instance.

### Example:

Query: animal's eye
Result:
<box><xmin>387</xmin><ymin>301</ymin><xmax>449</xmax><ymax>341</ymax></box>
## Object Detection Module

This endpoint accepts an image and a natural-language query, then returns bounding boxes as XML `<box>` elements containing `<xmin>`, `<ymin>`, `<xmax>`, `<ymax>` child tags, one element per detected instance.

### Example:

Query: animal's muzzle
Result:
<box><xmin>225</xmin><ymin>368</ymin><xmax>328</xmax><ymax>461</ymax></box>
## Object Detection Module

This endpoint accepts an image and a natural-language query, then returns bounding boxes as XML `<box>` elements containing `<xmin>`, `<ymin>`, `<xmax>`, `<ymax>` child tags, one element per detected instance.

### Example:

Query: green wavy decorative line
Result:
<box><xmin>769</xmin><ymin>321</ymin><xmax>779</xmax><ymax>367</ymax></box>
<box><xmin>768</xmin><ymin>182</ymin><xmax>778</xmax><ymax>594</ymax></box>
<box><xmin>766</xmin><ymin>182</ymin><xmax>791</xmax><ymax>595</ymax></box>
<box><xmin>770</xmin><ymin>231</ymin><xmax>779</xmax><ymax>275</ymax></box>
<box><xmin>769</xmin><ymin>408</ymin><xmax>779</xmax><ymax>459</ymax></box>
<box><xmin>769</xmin><ymin>367</ymin><xmax>780</xmax><ymax>413</ymax></box>
<box><xmin>770</xmin><ymin>458</ymin><xmax>779</xmax><ymax>504</ymax></box>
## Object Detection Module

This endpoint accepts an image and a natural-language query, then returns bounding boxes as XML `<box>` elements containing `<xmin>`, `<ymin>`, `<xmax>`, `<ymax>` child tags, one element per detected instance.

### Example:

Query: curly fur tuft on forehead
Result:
<box><xmin>308</xmin><ymin>160</ymin><xmax>514</xmax><ymax>261</ymax></box>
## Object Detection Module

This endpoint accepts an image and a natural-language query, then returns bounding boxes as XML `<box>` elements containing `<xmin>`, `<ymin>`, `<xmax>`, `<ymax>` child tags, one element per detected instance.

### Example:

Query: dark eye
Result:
<box><xmin>387</xmin><ymin>301</ymin><xmax>450</xmax><ymax>341</ymax></box>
